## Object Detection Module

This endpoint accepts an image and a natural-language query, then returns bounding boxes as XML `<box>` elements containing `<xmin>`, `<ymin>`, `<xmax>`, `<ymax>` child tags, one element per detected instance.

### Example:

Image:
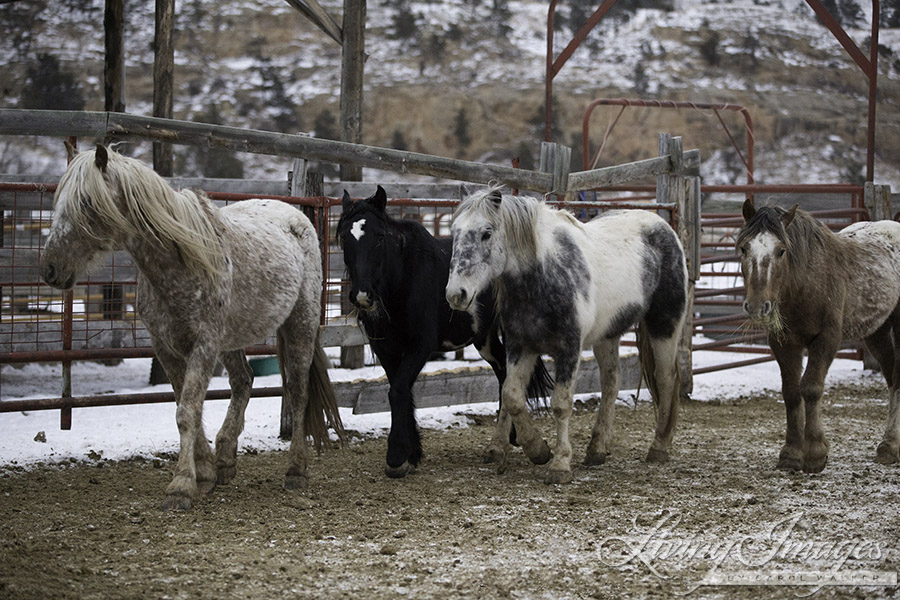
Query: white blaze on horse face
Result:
<box><xmin>745</xmin><ymin>231</ymin><xmax>780</xmax><ymax>284</ymax></box>
<box><xmin>350</xmin><ymin>219</ymin><xmax>366</xmax><ymax>241</ymax></box>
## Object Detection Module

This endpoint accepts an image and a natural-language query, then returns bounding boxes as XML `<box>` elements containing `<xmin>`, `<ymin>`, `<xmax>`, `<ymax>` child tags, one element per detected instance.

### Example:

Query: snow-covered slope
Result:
<box><xmin>1</xmin><ymin>0</ymin><xmax>898</xmax><ymax>186</ymax></box>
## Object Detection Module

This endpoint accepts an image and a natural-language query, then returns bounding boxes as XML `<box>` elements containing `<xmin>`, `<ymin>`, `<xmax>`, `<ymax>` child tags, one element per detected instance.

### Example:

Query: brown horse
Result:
<box><xmin>737</xmin><ymin>199</ymin><xmax>900</xmax><ymax>472</ymax></box>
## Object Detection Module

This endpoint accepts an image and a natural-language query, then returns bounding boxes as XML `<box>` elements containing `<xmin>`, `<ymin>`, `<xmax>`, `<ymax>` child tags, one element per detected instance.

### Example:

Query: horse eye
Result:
<box><xmin>481</xmin><ymin>231</ymin><xmax>492</xmax><ymax>242</ymax></box>
<box><xmin>777</xmin><ymin>248</ymin><xmax>786</xmax><ymax>258</ymax></box>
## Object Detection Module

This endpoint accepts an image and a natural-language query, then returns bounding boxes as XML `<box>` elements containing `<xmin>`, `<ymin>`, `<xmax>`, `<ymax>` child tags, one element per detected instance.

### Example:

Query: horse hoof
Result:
<box><xmin>385</xmin><ymin>462</ymin><xmax>411</xmax><ymax>478</ymax></box>
<box><xmin>776</xmin><ymin>457</ymin><xmax>802</xmax><ymax>471</ymax></box>
<box><xmin>284</xmin><ymin>473</ymin><xmax>309</xmax><ymax>491</ymax></box>
<box><xmin>583</xmin><ymin>450</ymin><xmax>609</xmax><ymax>466</ymax></box>
<box><xmin>160</xmin><ymin>494</ymin><xmax>192</xmax><ymax>511</ymax></box>
<box><xmin>544</xmin><ymin>469</ymin><xmax>573</xmax><ymax>485</ymax></box>
<box><xmin>875</xmin><ymin>442</ymin><xmax>899</xmax><ymax>465</ymax></box>
<box><xmin>197</xmin><ymin>480</ymin><xmax>217</xmax><ymax>497</ymax></box>
<box><xmin>645</xmin><ymin>448</ymin><xmax>669</xmax><ymax>463</ymax></box>
<box><xmin>216</xmin><ymin>465</ymin><xmax>236</xmax><ymax>485</ymax></box>
<box><xmin>802</xmin><ymin>456</ymin><xmax>827</xmax><ymax>473</ymax></box>
<box><xmin>529</xmin><ymin>441</ymin><xmax>553</xmax><ymax>466</ymax></box>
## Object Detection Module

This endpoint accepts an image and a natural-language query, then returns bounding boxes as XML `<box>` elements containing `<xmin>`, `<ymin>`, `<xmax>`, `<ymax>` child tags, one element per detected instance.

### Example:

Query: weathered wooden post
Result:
<box><xmin>338</xmin><ymin>0</ymin><xmax>366</xmax><ymax>369</ymax></box>
<box><xmin>658</xmin><ymin>134</ymin><xmax>698</xmax><ymax>398</ymax></box>
<box><xmin>539</xmin><ymin>141</ymin><xmax>571</xmax><ymax>199</ymax></box>
<box><xmin>104</xmin><ymin>0</ymin><xmax>126</xmax><ymax>113</ymax></box>
<box><xmin>152</xmin><ymin>0</ymin><xmax>175</xmax><ymax>176</ymax></box>
<box><xmin>864</xmin><ymin>182</ymin><xmax>893</xmax><ymax>221</ymax></box>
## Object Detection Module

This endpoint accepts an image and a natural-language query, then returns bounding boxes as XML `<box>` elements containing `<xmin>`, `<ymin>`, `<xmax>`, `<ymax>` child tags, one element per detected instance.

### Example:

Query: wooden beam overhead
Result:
<box><xmin>284</xmin><ymin>0</ymin><xmax>343</xmax><ymax>44</ymax></box>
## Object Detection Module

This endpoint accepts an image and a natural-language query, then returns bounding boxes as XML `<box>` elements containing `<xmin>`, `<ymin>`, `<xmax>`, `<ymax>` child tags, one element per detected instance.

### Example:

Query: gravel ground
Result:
<box><xmin>2</xmin><ymin>380</ymin><xmax>900</xmax><ymax>600</ymax></box>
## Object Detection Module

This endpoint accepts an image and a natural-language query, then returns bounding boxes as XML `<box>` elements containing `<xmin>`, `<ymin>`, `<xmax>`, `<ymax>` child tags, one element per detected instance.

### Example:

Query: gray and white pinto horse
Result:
<box><xmin>40</xmin><ymin>144</ymin><xmax>343</xmax><ymax>510</ymax></box>
<box><xmin>446</xmin><ymin>189</ymin><xmax>688</xmax><ymax>484</ymax></box>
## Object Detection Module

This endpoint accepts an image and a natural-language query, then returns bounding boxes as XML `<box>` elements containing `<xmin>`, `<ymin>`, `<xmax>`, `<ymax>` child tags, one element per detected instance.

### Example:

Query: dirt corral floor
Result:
<box><xmin>3</xmin><ymin>381</ymin><xmax>900</xmax><ymax>600</ymax></box>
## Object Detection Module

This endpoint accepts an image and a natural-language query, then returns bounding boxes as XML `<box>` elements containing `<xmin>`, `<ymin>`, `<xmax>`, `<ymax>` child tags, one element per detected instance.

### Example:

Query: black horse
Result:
<box><xmin>337</xmin><ymin>186</ymin><xmax>551</xmax><ymax>478</ymax></box>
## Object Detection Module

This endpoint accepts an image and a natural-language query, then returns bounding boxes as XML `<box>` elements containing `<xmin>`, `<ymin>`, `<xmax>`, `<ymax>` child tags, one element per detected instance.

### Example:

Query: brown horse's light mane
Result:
<box><xmin>55</xmin><ymin>148</ymin><xmax>226</xmax><ymax>280</ymax></box>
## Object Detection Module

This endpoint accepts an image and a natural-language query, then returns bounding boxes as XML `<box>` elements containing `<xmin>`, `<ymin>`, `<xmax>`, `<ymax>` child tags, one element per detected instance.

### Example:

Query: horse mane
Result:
<box><xmin>56</xmin><ymin>148</ymin><xmax>226</xmax><ymax>278</ymax></box>
<box><xmin>737</xmin><ymin>205</ymin><xmax>831</xmax><ymax>272</ymax></box>
<box><xmin>456</xmin><ymin>186</ymin><xmax>584</xmax><ymax>261</ymax></box>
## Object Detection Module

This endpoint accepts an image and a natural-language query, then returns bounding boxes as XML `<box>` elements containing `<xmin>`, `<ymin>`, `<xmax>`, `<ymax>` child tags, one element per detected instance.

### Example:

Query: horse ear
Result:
<box><xmin>488</xmin><ymin>189</ymin><xmax>503</xmax><ymax>206</ymax></box>
<box><xmin>94</xmin><ymin>144</ymin><xmax>109</xmax><ymax>173</ymax></box>
<box><xmin>64</xmin><ymin>140</ymin><xmax>78</xmax><ymax>162</ymax></box>
<box><xmin>370</xmin><ymin>185</ymin><xmax>387</xmax><ymax>213</ymax></box>
<box><xmin>741</xmin><ymin>198</ymin><xmax>756</xmax><ymax>222</ymax></box>
<box><xmin>783</xmin><ymin>204</ymin><xmax>799</xmax><ymax>229</ymax></box>
<box><xmin>342</xmin><ymin>190</ymin><xmax>352</xmax><ymax>210</ymax></box>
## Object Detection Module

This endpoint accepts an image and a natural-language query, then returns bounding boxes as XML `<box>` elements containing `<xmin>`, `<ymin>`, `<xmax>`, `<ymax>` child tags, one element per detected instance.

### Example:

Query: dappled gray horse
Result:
<box><xmin>40</xmin><ymin>144</ymin><xmax>343</xmax><ymax>510</ymax></box>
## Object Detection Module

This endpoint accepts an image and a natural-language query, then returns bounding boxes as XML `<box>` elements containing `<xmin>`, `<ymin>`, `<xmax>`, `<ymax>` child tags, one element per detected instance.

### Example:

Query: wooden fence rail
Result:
<box><xmin>0</xmin><ymin>109</ymin><xmax>698</xmax><ymax>195</ymax></box>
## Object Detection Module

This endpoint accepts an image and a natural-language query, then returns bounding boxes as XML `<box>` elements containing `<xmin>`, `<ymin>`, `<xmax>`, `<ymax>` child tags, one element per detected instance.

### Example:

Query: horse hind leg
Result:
<box><xmin>214</xmin><ymin>350</ymin><xmax>254</xmax><ymax>485</ymax></box>
<box><xmin>641</xmin><ymin>328</ymin><xmax>681</xmax><ymax>463</ymax></box>
<box><xmin>277</xmin><ymin>321</ymin><xmax>316</xmax><ymax>490</ymax></box>
<box><xmin>585</xmin><ymin>338</ymin><xmax>620</xmax><ymax>466</ymax></box>
<box><xmin>874</xmin><ymin>320</ymin><xmax>900</xmax><ymax>464</ymax></box>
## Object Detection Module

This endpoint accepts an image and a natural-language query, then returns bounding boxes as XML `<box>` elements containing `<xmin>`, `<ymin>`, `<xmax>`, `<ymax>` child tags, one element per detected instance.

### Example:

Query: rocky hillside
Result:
<box><xmin>1</xmin><ymin>0</ymin><xmax>898</xmax><ymax>187</ymax></box>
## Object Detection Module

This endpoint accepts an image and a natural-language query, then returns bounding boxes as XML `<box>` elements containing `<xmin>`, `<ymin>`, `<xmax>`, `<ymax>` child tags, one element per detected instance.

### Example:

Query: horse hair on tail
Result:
<box><xmin>637</xmin><ymin>322</ymin><xmax>681</xmax><ymax>438</ymax></box>
<box><xmin>306</xmin><ymin>331</ymin><xmax>345</xmax><ymax>453</ymax></box>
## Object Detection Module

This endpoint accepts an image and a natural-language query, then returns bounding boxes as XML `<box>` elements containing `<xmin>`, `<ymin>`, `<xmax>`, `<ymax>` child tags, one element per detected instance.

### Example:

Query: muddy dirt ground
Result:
<box><xmin>2</xmin><ymin>381</ymin><xmax>900</xmax><ymax>600</ymax></box>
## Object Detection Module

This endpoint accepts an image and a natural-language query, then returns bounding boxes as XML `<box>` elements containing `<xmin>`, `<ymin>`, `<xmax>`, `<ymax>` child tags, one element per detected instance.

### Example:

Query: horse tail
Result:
<box><xmin>637</xmin><ymin>322</ymin><xmax>681</xmax><ymax>443</ymax></box>
<box><xmin>304</xmin><ymin>331</ymin><xmax>346</xmax><ymax>453</ymax></box>
<box><xmin>525</xmin><ymin>356</ymin><xmax>554</xmax><ymax>412</ymax></box>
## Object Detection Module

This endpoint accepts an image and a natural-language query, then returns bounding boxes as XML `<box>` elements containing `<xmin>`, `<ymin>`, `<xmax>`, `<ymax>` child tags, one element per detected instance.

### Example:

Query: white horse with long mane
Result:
<box><xmin>446</xmin><ymin>189</ymin><xmax>688</xmax><ymax>483</ymax></box>
<box><xmin>40</xmin><ymin>144</ymin><xmax>343</xmax><ymax>510</ymax></box>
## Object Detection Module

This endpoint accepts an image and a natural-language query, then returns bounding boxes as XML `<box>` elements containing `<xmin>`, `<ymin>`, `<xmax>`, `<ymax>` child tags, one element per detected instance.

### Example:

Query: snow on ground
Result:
<box><xmin>0</xmin><ymin>343</ymin><xmax>883</xmax><ymax>469</ymax></box>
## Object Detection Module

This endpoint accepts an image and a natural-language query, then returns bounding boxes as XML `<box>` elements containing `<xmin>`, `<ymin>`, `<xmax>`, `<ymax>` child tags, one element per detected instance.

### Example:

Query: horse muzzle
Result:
<box><xmin>39</xmin><ymin>263</ymin><xmax>76</xmax><ymax>290</ymax></box>
<box><xmin>351</xmin><ymin>290</ymin><xmax>376</xmax><ymax>311</ymax></box>
<box><xmin>742</xmin><ymin>299</ymin><xmax>773</xmax><ymax>320</ymax></box>
<box><xmin>446</xmin><ymin>286</ymin><xmax>472</xmax><ymax>312</ymax></box>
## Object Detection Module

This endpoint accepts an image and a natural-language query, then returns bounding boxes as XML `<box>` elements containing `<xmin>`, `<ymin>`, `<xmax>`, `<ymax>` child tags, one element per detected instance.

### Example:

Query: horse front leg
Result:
<box><xmin>215</xmin><ymin>350</ymin><xmax>254</xmax><ymax>485</ymax></box>
<box><xmin>772</xmin><ymin>343</ymin><xmax>805</xmax><ymax>471</ymax></box>
<box><xmin>545</xmin><ymin>352</ymin><xmax>580</xmax><ymax>484</ymax></box>
<box><xmin>799</xmin><ymin>334</ymin><xmax>839</xmax><ymax>473</ymax></box>
<box><xmin>161</xmin><ymin>347</ymin><xmax>217</xmax><ymax>511</ymax></box>
<box><xmin>585</xmin><ymin>338</ymin><xmax>619</xmax><ymax>465</ymax></box>
<box><xmin>381</xmin><ymin>350</ymin><xmax>428</xmax><ymax>478</ymax></box>
<box><xmin>474</xmin><ymin>328</ymin><xmax>515</xmax><ymax>464</ymax></box>
<box><xmin>501</xmin><ymin>351</ymin><xmax>552</xmax><ymax>472</ymax></box>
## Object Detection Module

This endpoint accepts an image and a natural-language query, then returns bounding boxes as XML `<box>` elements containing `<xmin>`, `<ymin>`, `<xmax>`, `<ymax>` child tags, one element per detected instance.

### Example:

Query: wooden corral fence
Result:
<box><xmin>0</xmin><ymin>109</ymin><xmax>701</xmax><ymax>428</ymax></box>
